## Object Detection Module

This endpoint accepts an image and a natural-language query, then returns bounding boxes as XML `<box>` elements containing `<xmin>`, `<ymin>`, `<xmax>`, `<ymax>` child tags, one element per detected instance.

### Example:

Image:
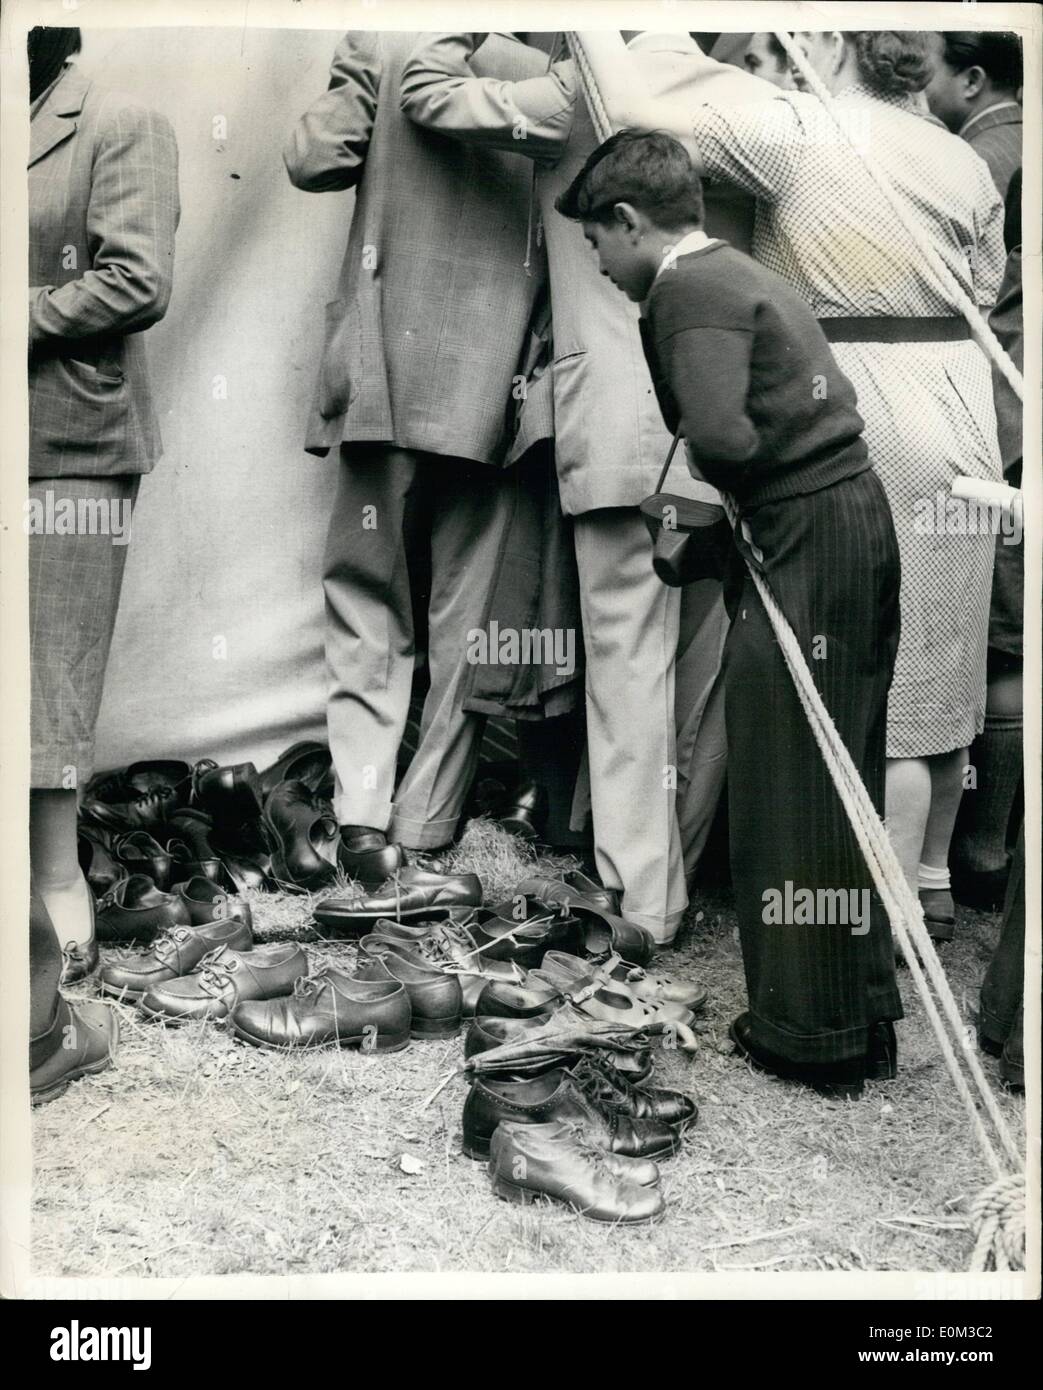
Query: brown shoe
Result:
<box><xmin>489</xmin><ymin>1121</ymin><xmax>664</xmax><ymax>1223</ymax></box>
<box><xmin>100</xmin><ymin>917</ymin><xmax>253</xmax><ymax>1001</ymax></box>
<box><xmin>230</xmin><ymin>967</ymin><xmax>411</xmax><ymax>1052</ymax></box>
<box><xmin>139</xmin><ymin>943</ymin><xmax>307</xmax><ymax>1024</ymax></box>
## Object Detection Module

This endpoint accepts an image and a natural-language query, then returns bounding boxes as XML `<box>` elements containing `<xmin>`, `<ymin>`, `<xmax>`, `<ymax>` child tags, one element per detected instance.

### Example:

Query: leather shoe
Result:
<box><xmin>495</xmin><ymin>779</ymin><xmax>547</xmax><ymax>840</ymax></box>
<box><xmin>259</xmin><ymin>741</ymin><xmax>334</xmax><ymax>801</ymax></box>
<box><xmin>60</xmin><ymin>934</ymin><xmax>100</xmax><ymax>986</ymax></box>
<box><xmin>337</xmin><ymin>828</ymin><xmax>402</xmax><ymax>888</ymax></box>
<box><xmin>115</xmin><ymin>831</ymin><xmax>174</xmax><ymax>891</ymax></box>
<box><xmin>355</xmin><ymin>937</ymin><xmax>462</xmax><ymax>1038</ymax></box>
<box><xmin>77</xmin><ymin>829</ymin><xmax>123</xmax><ymax>898</ymax></box>
<box><xmin>569</xmin><ymin>950</ymin><xmax>707</xmax><ymax>1013</ymax></box>
<box><xmin>730</xmin><ymin>1012</ymin><xmax>865</xmax><ymax>1099</ymax></box>
<box><xmin>191</xmin><ymin>760</ymin><xmax>265</xmax><ymax>839</ymax></box>
<box><xmin>100</xmin><ymin>916</ymin><xmax>253</xmax><ymax>1000</ymax></box>
<box><xmin>514</xmin><ymin>870</ymin><xmax>621</xmax><ymax>917</ymax></box>
<box><xmin>262</xmin><ymin>781</ymin><xmax>340</xmax><ymax>890</ymax></box>
<box><xmin>139</xmin><ymin>942</ymin><xmax>308</xmax><ymax>1024</ymax></box>
<box><xmin>464</xmin><ymin>1011</ymin><xmax>654</xmax><ymax>1083</ymax></box>
<box><xmin>463</xmin><ymin>1069</ymin><xmax>680</xmax><ymax>1161</ymax></box>
<box><xmin>313</xmin><ymin>867</ymin><xmax>482</xmax><ymax>936</ymax></box>
<box><xmin>230</xmin><ymin>966</ymin><xmax>410</xmax><ymax>1052</ymax></box>
<box><xmin>176</xmin><ymin>876</ymin><xmax>252</xmax><ymax>929</ymax></box>
<box><xmin>368</xmin><ymin>922</ymin><xmax>525</xmax><ymax>1017</ymax></box>
<box><xmin>534</xmin><ymin>953</ymin><xmax>696</xmax><ymax>1027</ymax></box>
<box><xmin>95</xmin><ymin>874</ymin><xmax>191</xmax><ymax>945</ymax></box>
<box><xmin>30</xmin><ymin>1000</ymin><xmax>118</xmax><ymax>1105</ymax></box>
<box><xmin>465</xmin><ymin>896</ymin><xmax>584</xmax><ymax>969</ymax></box>
<box><xmin>489</xmin><ymin>1121</ymin><xmax>664</xmax><ymax>1223</ymax></box>
<box><xmin>919</xmin><ymin>888</ymin><xmax>956</xmax><ymax>943</ymax></box>
<box><xmin>568</xmin><ymin>1054</ymin><xmax>696</xmax><ymax>1130</ymax></box>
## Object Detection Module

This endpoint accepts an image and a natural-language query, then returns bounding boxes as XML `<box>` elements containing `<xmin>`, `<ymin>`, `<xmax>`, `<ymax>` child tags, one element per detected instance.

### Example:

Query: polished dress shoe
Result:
<box><xmin>355</xmin><ymin>937</ymin><xmax>462</xmax><ymax>1038</ymax></box>
<box><xmin>368</xmin><ymin>922</ymin><xmax>526</xmax><ymax>1017</ymax></box>
<box><xmin>100</xmin><ymin>916</ymin><xmax>253</xmax><ymax>1001</ymax></box>
<box><xmin>139</xmin><ymin>942</ymin><xmax>308</xmax><ymax>1024</ymax></box>
<box><xmin>730</xmin><ymin>1013</ymin><xmax>865</xmax><ymax>1100</ymax></box>
<box><xmin>462</xmin><ymin>1069</ymin><xmax>681</xmax><ymax>1161</ymax></box>
<box><xmin>919</xmin><ymin>888</ymin><xmax>956</xmax><ymax>943</ymax></box>
<box><xmin>95</xmin><ymin>875</ymin><xmax>191</xmax><ymax>945</ymax></box>
<box><xmin>464</xmin><ymin>1011</ymin><xmax>654</xmax><ymax>1083</ymax></box>
<box><xmin>568</xmin><ymin>1055</ymin><xmax>697</xmax><ymax>1130</ymax></box>
<box><xmin>565</xmin><ymin>903</ymin><xmax>655</xmax><ymax>968</ymax></box>
<box><xmin>176</xmin><ymin>876</ymin><xmax>252</xmax><ymax>929</ymax></box>
<box><xmin>30</xmin><ymin>1000</ymin><xmax>119</xmax><ymax>1105</ymax></box>
<box><xmin>77</xmin><ymin>829</ymin><xmax>123</xmax><ymax>898</ymax></box>
<box><xmin>258</xmin><ymin>741</ymin><xmax>334</xmax><ymax>801</ymax></box>
<box><xmin>115</xmin><ymin>831</ymin><xmax>174</xmax><ymax>891</ymax></box>
<box><xmin>230</xmin><ymin>967</ymin><xmax>411</xmax><ymax>1052</ymax></box>
<box><xmin>465</xmin><ymin>897</ymin><xmax>584</xmax><ymax>969</ymax></box>
<box><xmin>514</xmin><ymin>870</ymin><xmax>621</xmax><ymax>918</ymax></box>
<box><xmin>495</xmin><ymin>779</ymin><xmax>548</xmax><ymax>841</ymax></box>
<box><xmin>60</xmin><ymin>935</ymin><xmax>100</xmax><ymax>986</ymax></box>
<box><xmin>81</xmin><ymin>782</ymin><xmax>171</xmax><ymax>833</ymax></box>
<box><xmin>337</xmin><ymin>827</ymin><xmax>402</xmax><ymax>889</ymax></box>
<box><xmin>262</xmin><ymin>781</ymin><xmax>340</xmax><ymax>890</ymax></box>
<box><xmin>313</xmin><ymin>868</ymin><xmax>482</xmax><ymax>936</ymax></box>
<box><xmin>489</xmin><ymin>1121</ymin><xmax>664</xmax><ymax>1223</ymax></box>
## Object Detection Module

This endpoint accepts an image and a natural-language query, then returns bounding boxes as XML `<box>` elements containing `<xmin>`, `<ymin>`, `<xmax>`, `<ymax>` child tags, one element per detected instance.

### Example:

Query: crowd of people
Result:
<box><xmin>27</xmin><ymin>28</ymin><xmax>1025</xmax><ymax>1105</ymax></box>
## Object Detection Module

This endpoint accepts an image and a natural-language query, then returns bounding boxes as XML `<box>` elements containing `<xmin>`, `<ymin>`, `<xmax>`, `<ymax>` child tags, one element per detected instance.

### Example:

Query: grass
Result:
<box><xmin>32</xmin><ymin>819</ymin><xmax>1024</xmax><ymax>1278</ymax></box>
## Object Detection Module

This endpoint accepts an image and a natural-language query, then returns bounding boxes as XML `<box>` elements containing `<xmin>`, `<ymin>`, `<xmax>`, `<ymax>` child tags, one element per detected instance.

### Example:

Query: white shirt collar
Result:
<box><xmin>959</xmin><ymin>100</ymin><xmax>1021</xmax><ymax>137</ymax></box>
<box><xmin>654</xmin><ymin>230</ymin><xmax>716</xmax><ymax>280</ymax></box>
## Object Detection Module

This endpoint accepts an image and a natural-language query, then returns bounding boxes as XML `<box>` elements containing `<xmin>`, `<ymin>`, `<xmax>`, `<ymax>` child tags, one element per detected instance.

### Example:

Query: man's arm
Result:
<box><xmin>29</xmin><ymin>101</ymin><xmax>179</xmax><ymax>345</ymax></box>
<box><xmin>400</xmin><ymin>32</ymin><xmax>577</xmax><ymax>162</ymax></box>
<box><xmin>284</xmin><ymin>32</ymin><xmax>381</xmax><ymax>192</ymax></box>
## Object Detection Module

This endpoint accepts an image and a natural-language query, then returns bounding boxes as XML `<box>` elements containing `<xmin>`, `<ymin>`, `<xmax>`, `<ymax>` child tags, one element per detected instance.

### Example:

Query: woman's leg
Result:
<box><xmin>885</xmin><ymin>757</ymin><xmax>932</xmax><ymax>896</ymax></box>
<box><xmin>29</xmin><ymin>788</ymin><xmax>93</xmax><ymax>949</ymax></box>
<box><xmin>921</xmin><ymin>747</ymin><xmax>970</xmax><ymax>870</ymax></box>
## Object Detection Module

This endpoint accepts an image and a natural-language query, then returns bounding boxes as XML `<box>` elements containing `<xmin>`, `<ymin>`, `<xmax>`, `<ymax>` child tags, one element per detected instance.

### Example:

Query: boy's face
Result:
<box><xmin>582</xmin><ymin>210</ymin><xmax>659</xmax><ymax>302</ymax></box>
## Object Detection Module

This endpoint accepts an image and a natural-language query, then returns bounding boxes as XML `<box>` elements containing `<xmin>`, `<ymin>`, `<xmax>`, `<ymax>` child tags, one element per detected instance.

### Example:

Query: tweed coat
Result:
<box><xmin>283</xmin><ymin>31</ymin><xmax>550</xmax><ymax>466</ymax></box>
<box><xmin>29</xmin><ymin>65</ymin><xmax>179</xmax><ymax>478</ymax></box>
<box><xmin>399</xmin><ymin>32</ymin><xmax>778</xmax><ymax>513</ymax></box>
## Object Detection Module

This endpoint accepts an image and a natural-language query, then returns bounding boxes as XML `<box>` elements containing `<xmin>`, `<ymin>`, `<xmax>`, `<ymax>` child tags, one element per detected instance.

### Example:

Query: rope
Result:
<box><xmin>565</xmin><ymin>28</ymin><xmax>1026</xmax><ymax>1272</ymax></box>
<box><xmin>773</xmin><ymin>31</ymin><xmax>1024</xmax><ymax>404</ymax></box>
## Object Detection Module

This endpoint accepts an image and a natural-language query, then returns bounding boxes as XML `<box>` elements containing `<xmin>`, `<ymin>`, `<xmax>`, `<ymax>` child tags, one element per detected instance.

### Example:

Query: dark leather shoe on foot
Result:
<box><xmin>489</xmin><ymin>1121</ymin><xmax>664</xmax><ymax>1223</ymax></box>
<box><xmin>95</xmin><ymin>875</ymin><xmax>191</xmax><ymax>945</ymax></box>
<box><xmin>262</xmin><ymin>781</ymin><xmax>340</xmax><ymax>890</ymax></box>
<box><xmin>30</xmin><ymin>1000</ymin><xmax>118</xmax><ymax>1105</ymax></box>
<box><xmin>337</xmin><ymin>827</ymin><xmax>402</xmax><ymax>888</ymax></box>
<box><xmin>139</xmin><ymin>943</ymin><xmax>308</xmax><ymax>1024</ymax></box>
<box><xmin>230</xmin><ymin>967</ymin><xmax>410</xmax><ymax>1051</ymax></box>
<box><xmin>100</xmin><ymin>916</ymin><xmax>253</xmax><ymax>1001</ymax></box>
<box><xmin>463</xmin><ymin>1069</ymin><xmax>680</xmax><ymax>1161</ymax></box>
<box><xmin>730</xmin><ymin>1013</ymin><xmax>865</xmax><ymax>1099</ymax></box>
<box><xmin>313</xmin><ymin>867</ymin><xmax>482</xmax><ymax>936</ymax></box>
<box><xmin>496</xmin><ymin>779</ymin><xmax>548</xmax><ymax>840</ymax></box>
<box><xmin>919</xmin><ymin>888</ymin><xmax>956</xmax><ymax>942</ymax></box>
<box><xmin>60</xmin><ymin>935</ymin><xmax>100</xmax><ymax>986</ymax></box>
<box><xmin>866</xmin><ymin>1021</ymin><xmax>897</xmax><ymax>1081</ymax></box>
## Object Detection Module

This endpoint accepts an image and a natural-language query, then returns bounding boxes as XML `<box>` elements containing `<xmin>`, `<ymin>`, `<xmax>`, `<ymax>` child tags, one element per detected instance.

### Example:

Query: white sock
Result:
<box><xmin>918</xmin><ymin>862</ymin><xmax>951</xmax><ymax>892</ymax></box>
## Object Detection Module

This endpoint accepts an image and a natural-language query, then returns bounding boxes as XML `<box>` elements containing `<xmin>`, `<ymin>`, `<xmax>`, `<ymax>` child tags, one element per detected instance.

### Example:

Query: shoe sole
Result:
<box><xmin>463</xmin><ymin>1133</ymin><xmax>678</xmax><ymax>1162</ymax></box>
<box><xmin>409</xmin><ymin>1016</ymin><xmax>461</xmax><ymax>1041</ymax></box>
<box><xmin>229</xmin><ymin>1019</ymin><xmax>410</xmax><ymax>1053</ymax></box>
<box><xmin>312</xmin><ymin>905</ymin><xmax>461</xmax><ymax>935</ymax></box>
<box><xmin>489</xmin><ymin>1174</ymin><xmax>665</xmax><ymax>1224</ymax></box>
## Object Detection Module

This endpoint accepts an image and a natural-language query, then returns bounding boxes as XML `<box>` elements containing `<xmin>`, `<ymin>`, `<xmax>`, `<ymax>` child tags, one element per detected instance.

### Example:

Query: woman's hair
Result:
<box><xmin>28</xmin><ymin>26</ymin><xmax>81</xmax><ymax>102</ymax></box>
<box><xmin>556</xmin><ymin>130</ymin><xmax>704</xmax><ymax>231</ymax></box>
<box><xmin>849</xmin><ymin>30</ymin><xmax>932</xmax><ymax>96</ymax></box>
<box><xmin>941</xmin><ymin>31</ymin><xmax>1023</xmax><ymax>93</ymax></box>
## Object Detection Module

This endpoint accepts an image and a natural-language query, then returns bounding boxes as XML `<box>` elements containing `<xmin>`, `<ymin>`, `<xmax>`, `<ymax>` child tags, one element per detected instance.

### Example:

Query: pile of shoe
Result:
<box><xmin>78</xmin><ymin>742</ymin><xmax>352</xmax><ymax>900</ymax></box>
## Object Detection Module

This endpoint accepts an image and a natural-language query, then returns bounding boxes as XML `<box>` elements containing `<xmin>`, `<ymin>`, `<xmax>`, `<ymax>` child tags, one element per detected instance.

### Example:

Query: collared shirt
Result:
<box><xmin>654</xmin><ymin>229</ymin><xmax>718</xmax><ymax>281</ymax></box>
<box><xmin>691</xmin><ymin>81</ymin><xmax>1005</xmax><ymax>317</ymax></box>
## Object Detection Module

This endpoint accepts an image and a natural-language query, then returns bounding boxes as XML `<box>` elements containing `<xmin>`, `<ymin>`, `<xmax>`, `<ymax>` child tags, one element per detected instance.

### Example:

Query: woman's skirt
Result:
<box><xmin>28</xmin><ymin>476</ymin><xmax>139</xmax><ymax>789</ymax></box>
<box><xmin>724</xmin><ymin>469</ymin><xmax>903</xmax><ymax>1065</ymax></box>
<box><xmin>833</xmin><ymin>339</ymin><xmax>1002</xmax><ymax>759</ymax></box>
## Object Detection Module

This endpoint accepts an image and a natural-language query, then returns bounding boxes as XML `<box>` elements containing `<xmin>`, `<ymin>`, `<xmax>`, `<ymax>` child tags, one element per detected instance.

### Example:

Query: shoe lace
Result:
<box><xmin>291</xmin><ymin>972</ymin><xmax>329</xmax><ymax>1000</ymax></box>
<box><xmin>572</xmin><ymin>1055</ymin><xmax>632</xmax><ymax>1108</ymax></box>
<box><xmin>151</xmin><ymin>927</ymin><xmax>193</xmax><ymax>962</ymax></box>
<box><xmin>194</xmin><ymin>949</ymin><xmax>239</xmax><ymax>996</ymax></box>
<box><xmin>553</xmin><ymin>1118</ymin><xmax>619</xmax><ymax>1175</ymax></box>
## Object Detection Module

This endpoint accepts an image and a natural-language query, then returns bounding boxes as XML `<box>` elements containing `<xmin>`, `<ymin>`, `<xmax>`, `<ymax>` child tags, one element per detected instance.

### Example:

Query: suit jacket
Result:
<box><xmin>400</xmin><ymin>32</ymin><xmax>778</xmax><ymax>513</ymax></box>
<box><xmin>284</xmin><ymin>32</ymin><xmax>549</xmax><ymax>466</ymax></box>
<box><xmin>961</xmin><ymin>102</ymin><xmax>1022</xmax><ymax>202</ymax></box>
<box><xmin>29</xmin><ymin>65</ymin><xmax>179</xmax><ymax>478</ymax></box>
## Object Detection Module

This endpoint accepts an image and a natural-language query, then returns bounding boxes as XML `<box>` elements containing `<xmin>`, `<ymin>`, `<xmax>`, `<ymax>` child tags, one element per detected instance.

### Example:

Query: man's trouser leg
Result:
<box><xmin>573</xmin><ymin>508</ymin><xmax>687</xmax><ymax>943</ymax></box>
<box><xmin>323</xmin><ymin>446</ymin><xmax>417</xmax><ymax>833</ymax></box>
<box><xmin>390</xmin><ymin>462</ymin><xmax>517</xmax><ymax>850</ymax></box>
<box><xmin>674</xmin><ymin>579</ymin><xmax>729</xmax><ymax>878</ymax></box>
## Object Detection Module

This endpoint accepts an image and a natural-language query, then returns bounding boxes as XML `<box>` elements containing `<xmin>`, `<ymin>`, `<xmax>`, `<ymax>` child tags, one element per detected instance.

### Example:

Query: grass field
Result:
<box><xmin>32</xmin><ymin>821</ymin><xmax>1024</xmax><ymax>1278</ymax></box>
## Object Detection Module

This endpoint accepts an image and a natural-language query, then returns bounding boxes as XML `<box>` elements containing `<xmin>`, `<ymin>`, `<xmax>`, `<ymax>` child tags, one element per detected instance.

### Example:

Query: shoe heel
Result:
<box><xmin>462</xmin><ymin>1136</ymin><xmax>491</xmax><ymax>1161</ymax></box>
<box><xmin>409</xmin><ymin>1015</ymin><xmax>461</xmax><ymax>1040</ymax></box>
<box><xmin>490</xmin><ymin>1173</ymin><xmax>540</xmax><ymax>1206</ymax></box>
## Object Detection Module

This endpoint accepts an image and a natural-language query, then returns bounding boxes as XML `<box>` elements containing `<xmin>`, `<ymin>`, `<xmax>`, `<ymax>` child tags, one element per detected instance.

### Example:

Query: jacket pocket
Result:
<box><xmin>318</xmin><ymin>297</ymin><xmax>361</xmax><ymax>420</ymax></box>
<box><xmin>29</xmin><ymin>354</ymin><xmax>131</xmax><ymax>463</ymax></box>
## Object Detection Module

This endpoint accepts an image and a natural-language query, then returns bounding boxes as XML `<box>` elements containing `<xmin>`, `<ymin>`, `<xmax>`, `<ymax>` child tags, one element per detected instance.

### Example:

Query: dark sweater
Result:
<box><xmin>640</xmin><ymin>241</ymin><xmax>868</xmax><ymax>508</ymax></box>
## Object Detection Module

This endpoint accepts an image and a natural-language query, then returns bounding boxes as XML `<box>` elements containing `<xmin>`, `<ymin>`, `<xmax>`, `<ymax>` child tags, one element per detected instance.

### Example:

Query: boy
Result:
<box><xmin>557</xmin><ymin>132</ymin><xmax>903</xmax><ymax>1096</ymax></box>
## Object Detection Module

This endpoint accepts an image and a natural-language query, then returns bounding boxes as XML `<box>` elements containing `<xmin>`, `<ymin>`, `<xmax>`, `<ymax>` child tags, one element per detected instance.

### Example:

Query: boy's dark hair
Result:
<box><xmin>940</xmin><ymin>31</ymin><xmax>1023</xmax><ymax>93</ymax></box>
<box><xmin>555</xmin><ymin>130</ymin><xmax>704</xmax><ymax>230</ymax></box>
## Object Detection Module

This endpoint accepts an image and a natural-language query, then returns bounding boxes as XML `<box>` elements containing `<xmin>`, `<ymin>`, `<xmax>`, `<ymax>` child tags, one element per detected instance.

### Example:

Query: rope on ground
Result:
<box><xmin>565</xmin><ymin>29</ymin><xmax>1026</xmax><ymax>1273</ymax></box>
